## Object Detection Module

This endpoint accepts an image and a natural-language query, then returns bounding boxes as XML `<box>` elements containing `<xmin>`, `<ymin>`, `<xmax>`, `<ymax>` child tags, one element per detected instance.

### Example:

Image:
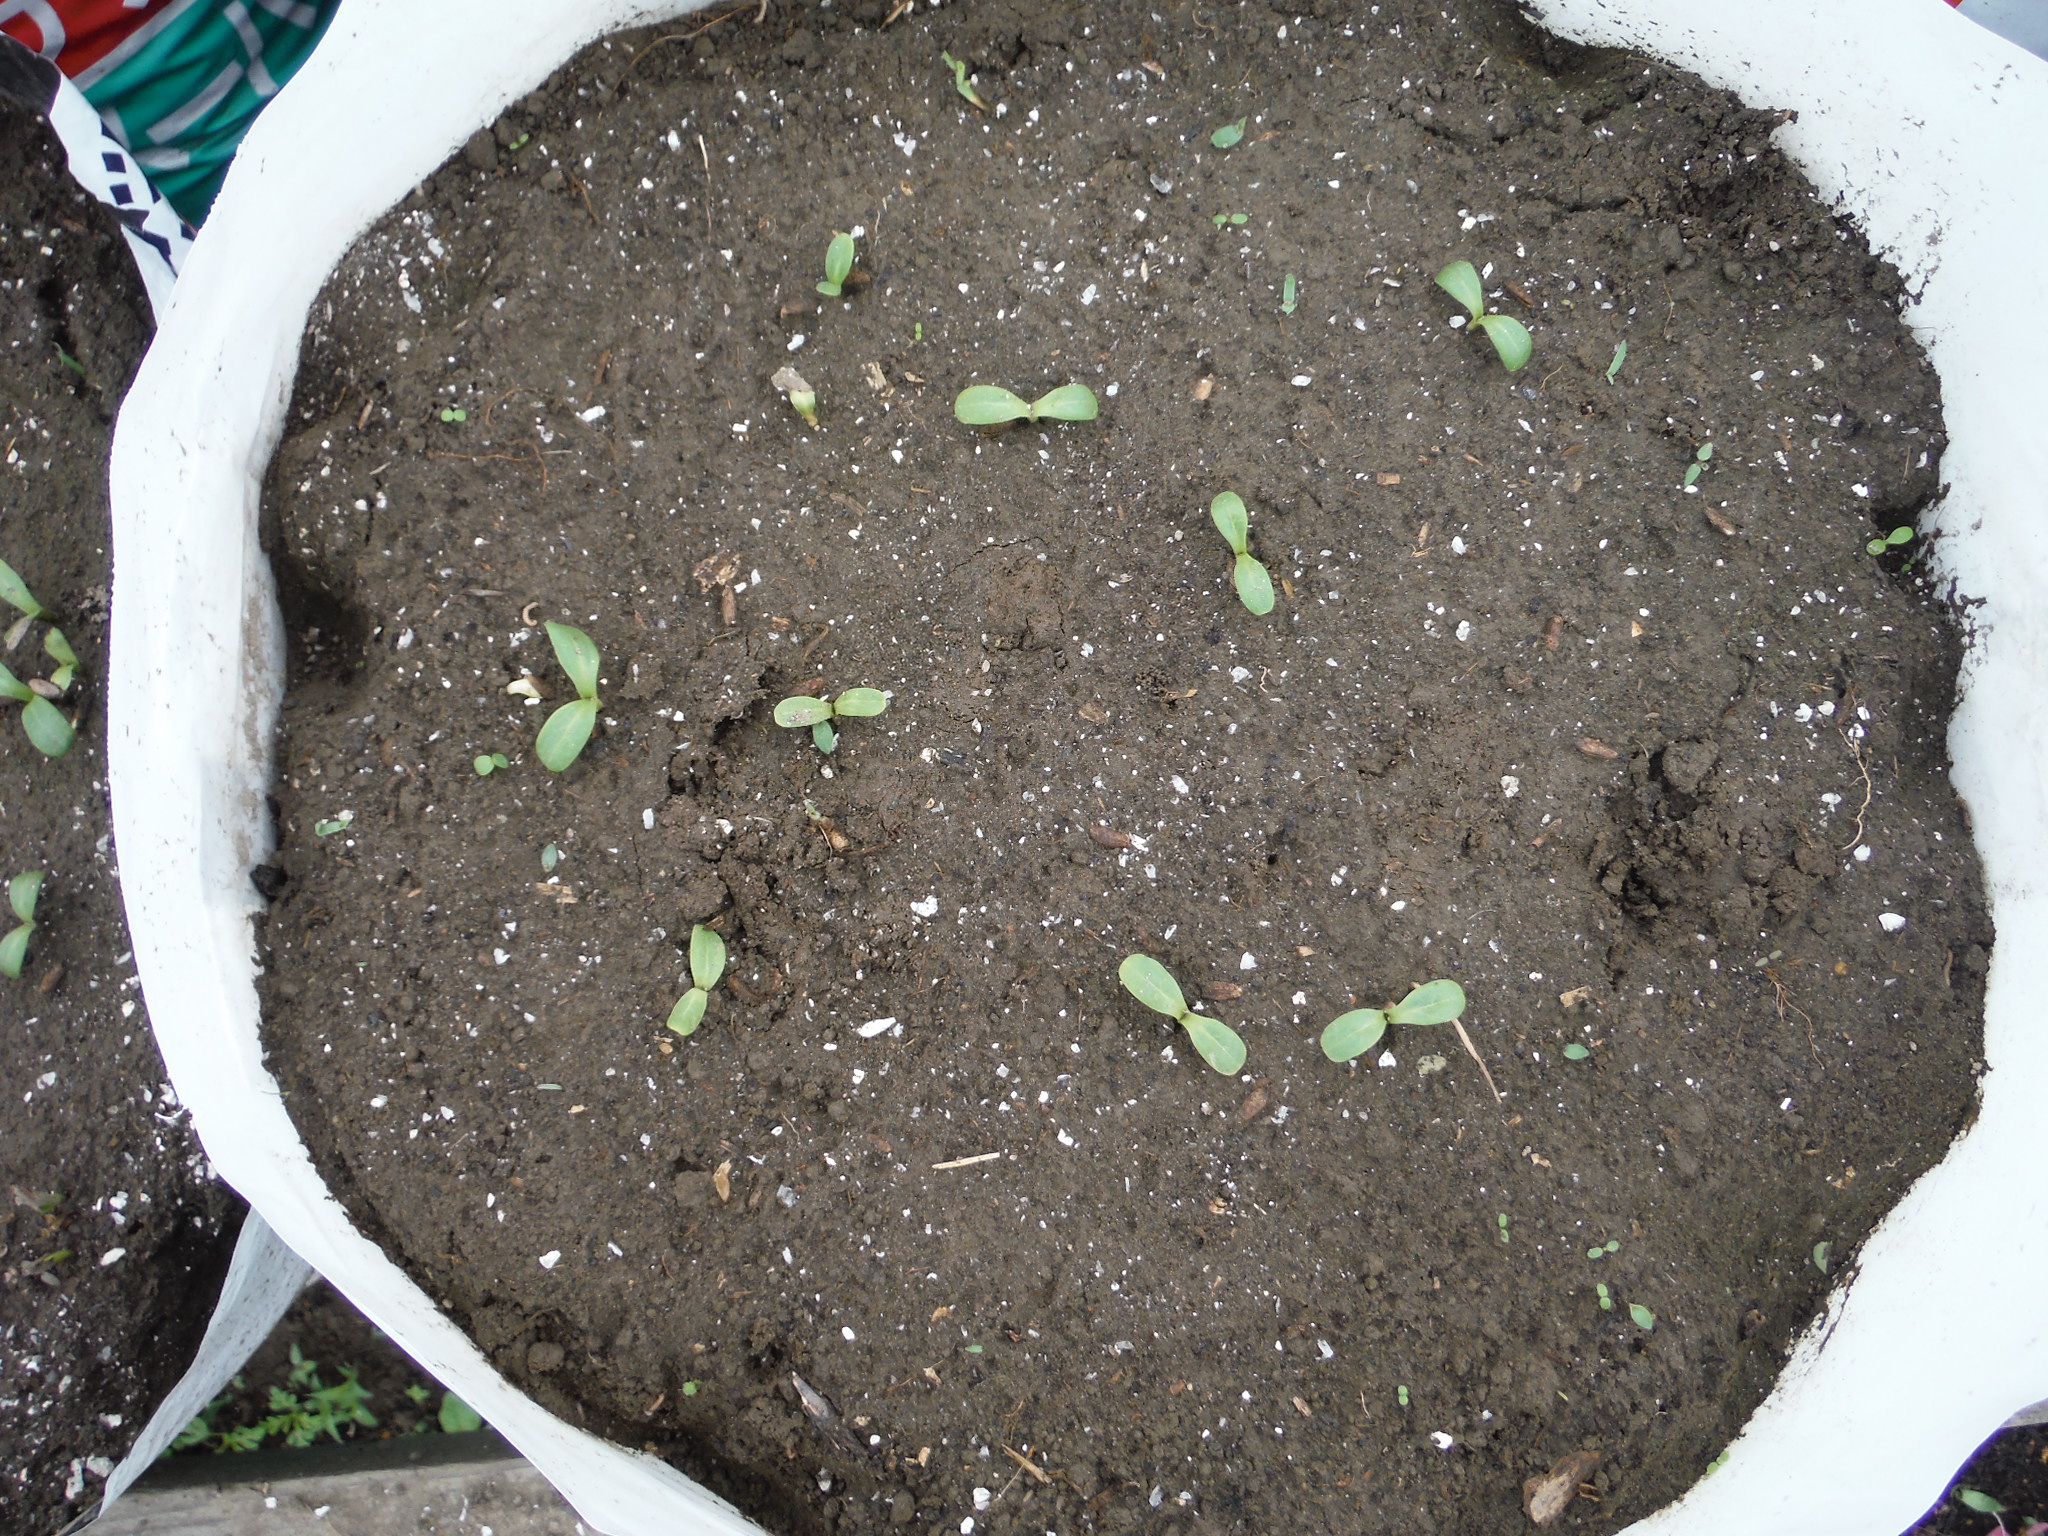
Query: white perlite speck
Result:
<box><xmin>1879</xmin><ymin>912</ymin><xmax>1907</xmax><ymax>932</ymax></box>
<box><xmin>1501</xmin><ymin>775</ymin><xmax>1522</xmax><ymax>798</ymax></box>
<box><xmin>857</xmin><ymin>1017</ymin><xmax>897</xmax><ymax>1038</ymax></box>
<box><xmin>539</xmin><ymin>1250</ymin><xmax>561</xmax><ymax>1270</ymax></box>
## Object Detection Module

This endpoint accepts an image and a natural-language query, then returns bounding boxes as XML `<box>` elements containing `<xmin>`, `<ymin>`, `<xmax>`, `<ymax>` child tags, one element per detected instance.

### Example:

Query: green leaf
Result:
<box><xmin>1389</xmin><ymin>978</ymin><xmax>1466</xmax><ymax>1025</ymax></box>
<box><xmin>1958</xmin><ymin>1489</ymin><xmax>2007</xmax><ymax>1515</ymax></box>
<box><xmin>535</xmin><ymin>697</ymin><xmax>597</xmax><ymax>772</ymax></box>
<box><xmin>0</xmin><ymin>923</ymin><xmax>30</xmax><ymax>980</ymax></box>
<box><xmin>1208</xmin><ymin>492</ymin><xmax>1249</xmax><ymax>554</ymax></box>
<box><xmin>1030</xmin><ymin>383</ymin><xmax>1099</xmax><ymax>422</ymax></box>
<box><xmin>1628</xmin><ymin>1303</ymin><xmax>1656</xmax><ymax>1331</ymax></box>
<box><xmin>43</xmin><ymin>628</ymin><xmax>76</xmax><ymax>672</ymax></box>
<box><xmin>1182</xmin><ymin>1013</ymin><xmax>1248</xmax><ymax>1076</ymax></box>
<box><xmin>954</xmin><ymin>386</ymin><xmax>1033</xmax><ymax>425</ymax></box>
<box><xmin>10</xmin><ymin>870</ymin><xmax>44</xmax><ymax>923</ymax></box>
<box><xmin>775</xmin><ymin>696</ymin><xmax>834</xmax><ymax>727</ymax></box>
<box><xmin>689</xmin><ymin>924</ymin><xmax>727</xmax><ymax>991</ymax></box>
<box><xmin>1684</xmin><ymin>463</ymin><xmax>1703</xmax><ymax>487</ymax></box>
<box><xmin>1865</xmin><ymin>537</ymin><xmax>1887</xmax><ymax>555</ymax></box>
<box><xmin>1229</xmin><ymin>213</ymin><xmax>1247</xmax><ymax>225</ymax></box>
<box><xmin>22</xmin><ymin>695</ymin><xmax>73</xmax><ymax>757</ymax></box>
<box><xmin>812</xmin><ymin>719</ymin><xmax>837</xmax><ymax>753</ymax></box>
<box><xmin>438</xmin><ymin>1394</ymin><xmax>484</xmax><ymax>1434</ymax></box>
<box><xmin>1695</xmin><ymin>443</ymin><xmax>1714</xmax><ymax>463</ymax></box>
<box><xmin>1233</xmin><ymin>554</ymin><xmax>1275</xmax><ymax>616</ymax></box>
<box><xmin>473</xmin><ymin>755</ymin><xmax>498</xmax><ymax>776</ymax></box>
<box><xmin>1118</xmin><ymin>953</ymin><xmax>1188</xmax><ymax>1019</ymax></box>
<box><xmin>0</xmin><ymin>558</ymin><xmax>49</xmax><ymax>620</ymax></box>
<box><xmin>1475</xmin><ymin>314</ymin><xmax>1533</xmax><ymax>372</ymax></box>
<box><xmin>1281</xmin><ymin>272</ymin><xmax>1296</xmax><ymax>315</ymax></box>
<box><xmin>1887</xmin><ymin>526</ymin><xmax>1914</xmax><ymax>547</ymax></box>
<box><xmin>0</xmin><ymin>661</ymin><xmax>31</xmax><ymax>702</ymax></box>
<box><xmin>667</xmin><ymin>987</ymin><xmax>708</xmax><ymax>1037</ymax></box>
<box><xmin>941</xmin><ymin>51</ymin><xmax>989</xmax><ymax>110</ymax></box>
<box><xmin>831</xmin><ymin>687</ymin><xmax>889</xmax><ymax>717</ymax></box>
<box><xmin>1434</xmin><ymin>259</ymin><xmax>1485</xmax><ymax>319</ymax></box>
<box><xmin>681</xmin><ymin>1379</ymin><xmax>702</xmax><ymax>1396</ymax></box>
<box><xmin>541</xmin><ymin>842</ymin><xmax>559</xmax><ymax>872</ymax></box>
<box><xmin>1211</xmin><ymin>117</ymin><xmax>1246</xmax><ymax>149</ymax></box>
<box><xmin>1606</xmin><ymin>340</ymin><xmax>1627</xmax><ymax>382</ymax></box>
<box><xmin>1320</xmin><ymin>1008</ymin><xmax>1389</xmax><ymax>1062</ymax></box>
<box><xmin>820</xmin><ymin>230</ymin><xmax>855</xmax><ymax>297</ymax></box>
<box><xmin>1562</xmin><ymin>1042</ymin><xmax>1590</xmax><ymax>1061</ymax></box>
<box><xmin>1812</xmin><ymin>1241</ymin><xmax>1831</xmax><ymax>1275</ymax></box>
<box><xmin>545</xmin><ymin>621</ymin><xmax>601</xmax><ymax>700</ymax></box>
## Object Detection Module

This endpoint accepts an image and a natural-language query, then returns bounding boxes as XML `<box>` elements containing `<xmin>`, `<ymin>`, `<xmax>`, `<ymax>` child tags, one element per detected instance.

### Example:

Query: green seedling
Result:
<box><xmin>473</xmin><ymin>752</ymin><xmax>510</xmax><ymax>776</ymax></box>
<box><xmin>313</xmin><ymin>809</ymin><xmax>353</xmax><ymax>837</ymax></box>
<box><xmin>405</xmin><ymin>1384</ymin><xmax>431</xmax><ymax>1405</ymax></box>
<box><xmin>1867</xmin><ymin>525</ymin><xmax>1914</xmax><ymax>557</ymax></box>
<box><xmin>1396</xmin><ymin>1384</ymin><xmax>1410</xmax><ymax>1408</ymax></box>
<box><xmin>773</xmin><ymin>687</ymin><xmax>888</xmax><ymax>753</ymax></box>
<box><xmin>1281</xmin><ymin>272</ymin><xmax>1297</xmax><ymax>316</ymax></box>
<box><xmin>1496</xmin><ymin>1213</ymin><xmax>1509</xmax><ymax>1244</ymax></box>
<box><xmin>1586</xmin><ymin>1239</ymin><xmax>1620</xmax><ymax>1259</ymax></box>
<box><xmin>680</xmin><ymin>1380</ymin><xmax>702</xmax><ymax>1397</ymax></box>
<box><xmin>1118</xmin><ymin>953</ymin><xmax>1247</xmax><ymax>1075</ymax></box>
<box><xmin>1434</xmin><ymin>260</ymin><xmax>1532</xmax><ymax>372</ymax></box>
<box><xmin>1606</xmin><ymin>340</ymin><xmax>1627</xmax><ymax>383</ymax></box>
<box><xmin>667</xmin><ymin>924</ymin><xmax>727</xmax><ymax>1036</ymax></box>
<box><xmin>56</xmin><ymin>345</ymin><xmax>85</xmax><ymax>378</ymax></box>
<box><xmin>0</xmin><ymin>556</ymin><xmax>53</xmax><ymax>644</ymax></box>
<box><xmin>941</xmin><ymin>50</ymin><xmax>989</xmax><ymax>110</ymax></box>
<box><xmin>817</xmin><ymin>230</ymin><xmax>856</xmax><ymax>297</ymax></box>
<box><xmin>438</xmin><ymin>1393</ymin><xmax>484</xmax><ymax>1433</ymax></box>
<box><xmin>1959</xmin><ymin>1489</ymin><xmax>2007</xmax><ymax>1516</ymax></box>
<box><xmin>1812</xmin><ymin>1241</ymin><xmax>1832</xmax><ymax>1275</ymax></box>
<box><xmin>1596</xmin><ymin>1282</ymin><xmax>1613</xmax><ymax>1311</ymax></box>
<box><xmin>1683</xmin><ymin>442</ymin><xmax>1713</xmax><ymax>487</ymax></box>
<box><xmin>507</xmin><ymin>132</ymin><xmax>531</xmax><ymax>153</ymax></box>
<box><xmin>1629</xmin><ymin>1302</ymin><xmax>1656</xmax><ymax>1332</ymax></box>
<box><xmin>44</xmin><ymin>628</ymin><xmax>76</xmax><ymax>691</ymax></box>
<box><xmin>541</xmin><ymin>841</ymin><xmax>560</xmax><ymax>872</ymax></box>
<box><xmin>1</xmin><ymin>871</ymin><xmax>44</xmax><ymax>980</ymax></box>
<box><xmin>1320</xmin><ymin>978</ymin><xmax>1467</xmax><ymax>1062</ymax></box>
<box><xmin>536</xmin><ymin>621</ymin><xmax>601</xmax><ymax>771</ymax></box>
<box><xmin>1208</xmin><ymin>492</ymin><xmax>1274</xmax><ymax>616</ymax></box>
<box><xmin>439</xmin><ymin>407</ymin><xmax>467</xmax><ymax>423</ymax></box>
<box><xmin>1211</xmin><ymin>117</ymin><xmax>1247</xmax><ymax>149</ymax></box>
<box><xmin>1211</xmin><ymin>211</ymin><xmax>1249</xmax><ymax>228</ymax></box>
<box><xmin>914</xmin><ymin>322</ymin><xmax>923</xmax><ymax>344</ymax></box>
<box><xmin>0</xmin><ymin>659</ymin><xmax>73</xmax><ymax>757</ymax></box>
<box><xmin>953</xmin><ymin>383</ymin><xmax>1099</xmax><ymax>427</ymax></box>
<box><xmin>773</xmin><ymin>365</ymin><xmax>818</xmax><ymax>428</ymax></box>
<box><xmin>1563</xmin><ymin>1042</ymin><xmax>1591</xmax><ymax>1061</ymax></box>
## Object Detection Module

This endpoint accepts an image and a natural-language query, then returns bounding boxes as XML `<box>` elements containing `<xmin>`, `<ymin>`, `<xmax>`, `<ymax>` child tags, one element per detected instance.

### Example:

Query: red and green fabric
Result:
<box><xmin>0</xmin><ymin>0</ymin><xmax>339</xmax><ymax>224</ymax></box>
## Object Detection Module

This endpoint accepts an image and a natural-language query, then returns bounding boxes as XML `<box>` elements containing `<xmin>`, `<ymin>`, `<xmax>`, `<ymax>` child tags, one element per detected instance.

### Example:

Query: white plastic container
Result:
<box><xmin>106</xmin><ymin>2</ymin><xmax>2048</xmax><ymax>1531</ymax></box>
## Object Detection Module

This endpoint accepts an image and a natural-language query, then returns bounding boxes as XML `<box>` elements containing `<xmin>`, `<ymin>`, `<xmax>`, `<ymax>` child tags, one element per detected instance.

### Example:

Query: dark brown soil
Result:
<box><xmin>0</xmin><ymin>100</ymin><xmax>241</xmax><ymax>1529</ymax></box>
<box><xmin>254</xmin><ymin>3</ymin><xmax>1992</xmax><ymax>1532</ymax></box>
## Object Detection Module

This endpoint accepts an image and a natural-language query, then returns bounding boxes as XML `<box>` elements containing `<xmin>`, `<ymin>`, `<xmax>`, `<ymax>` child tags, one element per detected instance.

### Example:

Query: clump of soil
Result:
<box><xmin>0</xmin><ymin>101</ymin><xmax>241</xmax><ymax>1531</ymax></box>
<box><xmin>256</xmin><ymin>2</ymin><xmax>1989</xmax><ymax>1531</ymax></box>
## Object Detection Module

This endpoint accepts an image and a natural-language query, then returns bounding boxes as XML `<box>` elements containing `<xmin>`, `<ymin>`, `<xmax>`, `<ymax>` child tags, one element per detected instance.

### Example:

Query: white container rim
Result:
<box><xmin>106</xmin><ymin>2</ymin><xmax>2048</xmax><ymax>1531</ymax></box>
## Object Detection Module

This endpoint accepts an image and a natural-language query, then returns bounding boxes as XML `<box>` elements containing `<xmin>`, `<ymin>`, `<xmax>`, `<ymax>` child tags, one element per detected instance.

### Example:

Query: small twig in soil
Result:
<box><xmin>882</xmin><ymin>0</ymin><xmax>914</xmax><ymax>24</ymax></box>
<box><xmin>1837</xmin><ymin>726</ymin><xmax>1874</xmax><ymax>850</ymax></box>
<box><xmin>1764</xmin><ymin>965</ymin><xmax>1821</xmax><ymax>1064</ymax></box>
<box><xmin>1449</xmin><ymin>1018</ymin><xmax>1504</xmax><ymax>1103</ymax></box>
<box><xmin>800</xmin><ymin>624</ymin><xmax>834</xmax><ymax>661</ymax></box>
<box><xmin>427</xmin><ymin>441</ymin><xmax>550</xmax><ymax>491</ymax></box>
<box><xmin>1004</xmin><ymin>1445</ymin><xmax>1051</xmax><ymax>1483</ymax></box>
<box><xmin>564</xmin><ymin>169</ymin><xmax>599</xmax><ymax>225</ymax></box>
<box><xmin>623</xmin><ymin>6</ymin><xmax>750</xmax><ymax>75</ymax></box>
<box><xmin>932</xmin><ymin>1151</ymin><xmax>1002</xmax><ymax>1170</ymax></box>
<box><xmin>698</xmin><ymin>134</ymin><xmax>714</xmax><ymax>238</ymax></box>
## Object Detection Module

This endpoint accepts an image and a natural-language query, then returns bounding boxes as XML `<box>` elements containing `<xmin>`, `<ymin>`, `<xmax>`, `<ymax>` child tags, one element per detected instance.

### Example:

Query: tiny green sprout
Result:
<box><xmin>405</xmin><ymin>1383</ymin><xmax>432</xmax><ymax>1405</ymax></box>
<box><xmin>1118</xmin><ymin>953</ymin><xmax>1247</xmax><ymax>1075</ymax></box>
<box><xmin>1683</xmin><ymin>442</ymin><xmax>1713</xmax><ymax>488</ymax></box>
<box><xmin>473</xmin><ymin>752</ymin><xmax>510</xmax><ymax>776</ymax></box>
<box><xmin>541</xmin><ymin>841</ymin><xmax>560</xmax><ymax>873</ymax></box>
<box><xmin>1</xmin><ymin>870</ymin><xmax>44</xmax><ymax>980</ymax></box>
<box><xmin>964</xmin><ymin>1343</ymin><xmax>985</xmax><ymax>1355</ymax></box>
<box><xmin>439</xmin><ymin>407</ymin><xmax>468</xmax><ymax>423</ymax></box>
<box><xmin>44</xmin><ymin>629</ymin><xmax>76</xmax><ymax>692</ymax></box>
<box><xmin>940</xmin><ymin>51</ymin><xmax>989</xmax><ymax>110</ymax></box>
<box><xmin>0</xmin><ymin>660</ymin><xmax>74</xmax><ymax>757</ymax></box>
<box><xmin>55</xmin><ymin>345</ymin><xmax>85</xmax><ymax>378</ymax></box>
<box><xmin>817</xmin><ymin>230</ymin><xmax>856</xmax><ymax>297</ymax></box>
<box><xmin>314</xmin><ymin>809</ymin><xmax>354</xmax><ymax>838</ymax></box>
<box><xmin>667</xmin><ymin>923</ymin><xmax>727</xmax><ymax>1037</ymax></box>
<box><xmin>1434</xmin><ymin>260</ymin><xmax>1533</xmax><ymax>372</ymax></box>
<box><xmin>774</xmin><ymin>687</ymin><xmax>888</xmax><ymax>754</ymax></box>
<box><xmin>1585</xmin><ymin>1239</ymin><xmax>1620</xmax><ymax>1259</ymax></box>
<box><xmin>0</xmin><ymin>556</ymin><xmax>53</xmax><ymax>630</ymax></box>
<box><xmin>1496</xmin><ymin>1213</ymin><xmax>1509</xmax><ymax>1244</ymax></box>
<box><xmin>1812</xmin><ymin>1241</ymin><xmax>1832</xmax><ymax>1275</ymax></box>
<box><xmin>1704</xmin><ymin>1450</ymin><xmax>1730</xmax><ymax>1476</ymax></box>
<box><xmin>1562</xmin><ymin>1042</ymin><xmax>1591</xmax><ymax>1061</ymax></box>
<box><xmin>773</xmin><ymin>365</ymin><xmax>818</xmax><ymax>428</ymax></box>
<box><xmin>1867</xmin><ymin>525</ymin><xmax>1914</xmax><ymax>557</ymax></box>
<box><xmin>536</xmin><ymin>621</ymin><xmax>601</xmax><ymax>771</ymax></box>
<box><xmin>1211</xmin><ymin>117</ymin><xmax>1247</xmax><ymax>149</ymax></box>
<box><xmin>1209</xmin><ymin>492</ymin><xmax>1274</xmax><ymax>616</ymax></box>
<box><xmin>1211</xmin><ymin>211</ymin><xmax>1249</xmax><ymax>228</ymax></box>
<box><xmin>508</xmin><ymin>131</ymin><xmax>531</xmax><ymax>153</ymax></box>
<box><xmin>1958</xmin><ymin>1489</ymin><xmax>2008</xmax><ymax>1516</ymax></box>
<box><xmin>681</xmin><ymin>1380</ymin><xmax>702</xmax><ymax>1397</ymax></box>
<box><xmin>1596</xmin><ymin>1282</ymin><xmax>1613</xmax><ymax>1311</ymax></box>
<box><xmin>1396</xmin><ymin>1384</ymin><xmax>1410</xmax><ymax>1408</ymax></box>
<box><xmin>953</xmin><ymin>383</ymin><xmax>1099</xmax><ymax>427</ymax></box>
<box><xmin>1281</xmin><ymin>273</ymin><xmax>1297</xmax><ymax>316</ymax></box>
<box><xmin>1629</xmin><ymin>1302</ymin><xmax>1656</xmax><ymax>1332</ymax></box>
<box><xmin>1606</xmin><ymin>340</ymin><xmax>1627</xmax><ymax>383</ymax></box>
<box><xmin>914</xmin><ymin>322</ymin><xmax>924</xmax><ymax>344</ymax></box>
<box><xmin>1320</xmin><ymin>978</ymin><xmax>1466</xmax><ymax>1063</ymax></box>
<box><xmin>438</xmin><ymin>1394</ymin><xmax>484</xmax><ymax>1434</ymax></box>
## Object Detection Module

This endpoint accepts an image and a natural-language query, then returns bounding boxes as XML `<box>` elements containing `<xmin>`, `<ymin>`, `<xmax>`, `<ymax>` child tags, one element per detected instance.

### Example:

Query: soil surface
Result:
<box><xmin>256</xmin><ymin>2</ymin><xmax>1993</xmax><ymax>1532</ymax></box>
<box><xmin>0</xmin><ymin>101</ymin><xmax>242</xmax><ymax>1529</ymax></box>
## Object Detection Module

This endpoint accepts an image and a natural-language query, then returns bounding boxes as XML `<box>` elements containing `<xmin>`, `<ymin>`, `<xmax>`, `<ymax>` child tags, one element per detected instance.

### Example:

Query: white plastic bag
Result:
<box><xmin>107</xmin><ymin>2</ymin><xmax>2048</xmax><ymax>1532</ymax></box>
